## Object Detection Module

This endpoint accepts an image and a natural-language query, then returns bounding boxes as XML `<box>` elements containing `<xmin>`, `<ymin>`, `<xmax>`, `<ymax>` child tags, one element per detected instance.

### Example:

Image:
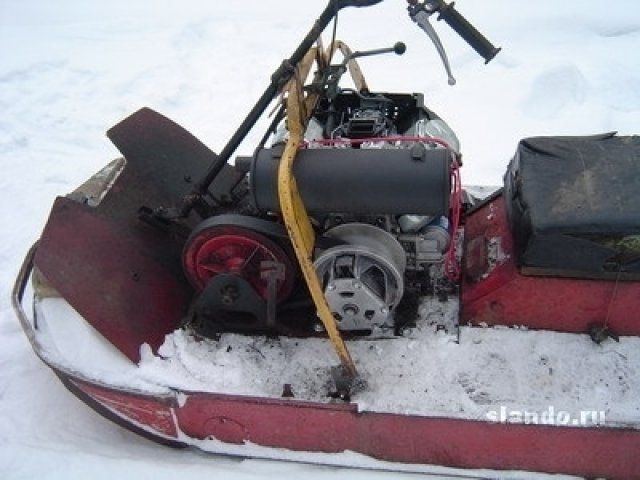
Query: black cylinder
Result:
<box><xmin>250</xmin><ymin>145</ymin><xmax>451</xmax><ymax>215</ymax></box>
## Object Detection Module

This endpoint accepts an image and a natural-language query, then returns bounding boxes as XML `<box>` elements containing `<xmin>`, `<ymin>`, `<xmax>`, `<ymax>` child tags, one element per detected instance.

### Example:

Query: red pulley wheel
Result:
<box><xmin>182</xmin><ymin>224</ymin><xmax>295</xmax><ymax>302</ymax></box>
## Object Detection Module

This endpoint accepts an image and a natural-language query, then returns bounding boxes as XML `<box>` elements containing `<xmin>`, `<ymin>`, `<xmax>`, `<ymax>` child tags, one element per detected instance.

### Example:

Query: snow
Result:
<box><xmin>1</xmin><ymin>0</ymin><xmax>639</xmax><ymax>478</ymax></box>
<box><xmin>34</xmin><ymin>295</ymin><xmax>640</xmax><ymax>428</ymax></box>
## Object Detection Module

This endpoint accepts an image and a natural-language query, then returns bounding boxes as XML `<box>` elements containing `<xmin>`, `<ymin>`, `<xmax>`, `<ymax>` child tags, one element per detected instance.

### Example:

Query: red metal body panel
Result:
<box><xmin>35</xmin><ymin>197</ymin><xmax>192</xmax><ymax>362</ymax></box>
<box><xmin>33</xmin><ymin>107</ymin><xmax>246</xmax><ymax>362</ymax></box>
<box><xmin>461</xmin><ymin>193</ymin><xmax>640</xmax><ymax>335</ymax></box>
<box><xmin>67</xmin><ymin>373</ymin><xmax>640</xmax><ymax>479</ymax></box>
<box><xmin>73</xmin><ymin>381</ymin><xmax>179</xmax><ymax>439</ymax></box>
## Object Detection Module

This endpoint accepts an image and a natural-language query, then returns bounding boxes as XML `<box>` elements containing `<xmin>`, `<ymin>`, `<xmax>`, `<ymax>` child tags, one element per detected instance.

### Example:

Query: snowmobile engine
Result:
<box><xmin>182</xmin><ymin>91</ymin><xmax>459</xmax><ymax>340</ymax></box>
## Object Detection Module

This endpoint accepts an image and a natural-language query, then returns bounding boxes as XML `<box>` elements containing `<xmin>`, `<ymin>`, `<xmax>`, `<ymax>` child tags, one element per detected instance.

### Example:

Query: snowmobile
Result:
<box><xmin>12</xmin><ymin>0</ymin><xmax>640</xmax><ymax>477</ymax></box>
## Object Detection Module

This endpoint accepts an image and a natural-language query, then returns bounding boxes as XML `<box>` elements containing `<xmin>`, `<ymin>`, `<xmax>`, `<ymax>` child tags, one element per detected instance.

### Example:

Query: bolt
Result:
<box><xmin>327</xmin><ymin>284</ymin><xmax>336</xmax><ymax>291</ymax></box>
<box><xmin>399</xmin><ymin>326</ymin><xmax>414</xmax><ymax>337</ymax></box>
<box><xmin>352</xmin><ymin>281</ymin><xmax>362</xmax><ymax>289</ymax></box>
<box><xmin>220</xmin><ymin>285</ymin><xmax>239</xmax><ymax>306</ymax></box>
<box><xmin>344</xmin><ymin>306</ymin><xmax>357</xmax><ymax>316</ymax></box>
<box><xmin>282</xmin><ymin>384</ymin><xmax>294</xmax><ymax>398</ymax></box>
<box><xmin>380</xmin><ymin>307</ymin><xmax>389</xmax><ymax>315</ymax></box>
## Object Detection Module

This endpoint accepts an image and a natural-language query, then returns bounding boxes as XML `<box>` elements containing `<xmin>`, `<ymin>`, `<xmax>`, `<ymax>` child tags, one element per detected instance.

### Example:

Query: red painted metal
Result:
<box><xmin>461</xmin><ymin>193</ymin><xmax>640</xmax><ymax>334</ymax></box>
<box><xmin>35</xmin><ymin>197</ymin><xmax>192</xmax><ymax>362</ymax></box>
<box><xmin>183</xmin><ymin>225</ymin><xmax>294</xmax><ymax>300</ymax></box>
<box><xmin>73</xmin><ymin>381</ymin><xmax>179</xmax><ymax>439</ymax></box>
<box><xmin>62</xmin><ymin>371</ymin><xmax>640</xmax><ymax>479</ymax></box>
<box><xmin>33</xmin><ymin>107</ymin><xmax>246</xmax><ymax>363</ymax></box>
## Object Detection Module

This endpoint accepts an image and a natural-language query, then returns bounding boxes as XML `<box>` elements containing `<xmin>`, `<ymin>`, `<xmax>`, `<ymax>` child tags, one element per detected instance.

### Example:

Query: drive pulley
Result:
<box><xmin>314</xmin><ymin>223</ymin><xmax>405</xmax><ymax>333</ymax></box>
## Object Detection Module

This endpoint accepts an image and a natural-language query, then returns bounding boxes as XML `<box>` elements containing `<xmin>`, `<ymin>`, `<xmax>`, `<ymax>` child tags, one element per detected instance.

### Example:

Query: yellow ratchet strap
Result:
<box><xmin>277</xmin><ymin>49</ymin><xmax>358</xmax><ymax>380</ymax></box>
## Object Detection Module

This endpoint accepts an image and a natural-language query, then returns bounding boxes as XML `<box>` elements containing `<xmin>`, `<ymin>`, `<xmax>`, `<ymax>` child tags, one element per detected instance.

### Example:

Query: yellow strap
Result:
<box><xmin>277</xmin><ymin>50</ymin><xmax>358</xmax><ymax>379</ymax></box>
<box><xmin>329</xmin><ymin>40</ymin><xmax>369</xmax><ymax>92</ymax></box>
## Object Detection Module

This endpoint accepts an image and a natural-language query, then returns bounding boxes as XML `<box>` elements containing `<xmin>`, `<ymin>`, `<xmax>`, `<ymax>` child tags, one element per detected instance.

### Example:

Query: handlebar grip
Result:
<box><xmin>438</xmin><ymin>2</ymin><xmax>500</xmax><ymax>64</ymax></box>
<box><xmin>336</xmin><ymin>0</ymin><xmax>383</xmax><ymax>9</ymax></box>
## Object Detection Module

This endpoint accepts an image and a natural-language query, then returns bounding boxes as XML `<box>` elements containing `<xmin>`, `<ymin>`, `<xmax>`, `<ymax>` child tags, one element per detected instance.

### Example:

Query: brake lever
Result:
<box><xmin>408</xmin><ymin>3</ymin><xmax>456</xmax><ymax>85</ymax></box>
<box><xmin>408</xmin><ymin>0</ymin><xmax>501</xmax><ymax>85</ymax></box>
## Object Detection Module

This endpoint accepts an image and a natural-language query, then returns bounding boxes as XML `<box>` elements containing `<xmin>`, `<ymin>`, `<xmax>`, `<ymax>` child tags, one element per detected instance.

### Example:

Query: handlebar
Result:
<box><xmin>335</xmin><ymin>0</ymin><xmax>383</xmax><ymax>7</ymax></box>
<box><xmin>339</xmin><ymin>1</ymin><xmax>501</xmax><ymax>67</ymax></box>
<box><xmin>437</xmin><ymin>2</ymin><xmax>501</xmax><ymax>64</ymax></box>
<box><xmin>407</xmin><ymin>0</ymin><xmax>500</xmax><ymax>84</ymax></box>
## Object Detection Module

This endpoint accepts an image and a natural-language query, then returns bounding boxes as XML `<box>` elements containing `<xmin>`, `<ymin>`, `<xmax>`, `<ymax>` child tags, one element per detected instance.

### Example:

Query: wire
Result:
<box><xmin>301</xmin><ymin>135</ymin><xmax>452</xmax><ymax>149</ymax></box>
<box><xmin>444</xmin><ymin>156</ymin><xmax>462</xmax><ymax>282</ymax></box>
<box><xmin>604</xmin><ymin>267</ymin><xmax>621</xmax><ymax>329</ymax></box>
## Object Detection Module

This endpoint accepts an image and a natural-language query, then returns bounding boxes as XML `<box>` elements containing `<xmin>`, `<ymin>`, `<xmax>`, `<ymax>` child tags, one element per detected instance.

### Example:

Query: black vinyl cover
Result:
<box><xmin>504</xmin><ymin>133</ymin><xmax>640</xmax><ymax>280</ymax></box>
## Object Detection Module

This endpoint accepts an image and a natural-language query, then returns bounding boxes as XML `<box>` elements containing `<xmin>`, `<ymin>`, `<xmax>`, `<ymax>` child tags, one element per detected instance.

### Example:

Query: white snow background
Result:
<box><xmin>1</xmin><ymin>0</ymin><xmax>639</xmax><ymax>479</ymax></box>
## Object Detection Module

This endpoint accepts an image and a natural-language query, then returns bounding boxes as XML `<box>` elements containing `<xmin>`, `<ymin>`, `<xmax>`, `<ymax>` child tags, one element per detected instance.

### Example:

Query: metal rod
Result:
<box><xmin>183</xmin><ymin>0</ymin><xmax>346</xmax><ymax>216</ymax></box>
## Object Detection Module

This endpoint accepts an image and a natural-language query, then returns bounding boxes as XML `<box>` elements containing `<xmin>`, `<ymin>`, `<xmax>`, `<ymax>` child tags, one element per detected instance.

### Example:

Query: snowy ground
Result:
<box><xmin>34</xmin><ymin>294</ymin><xmax>640</xmax><ymax>428</ymax></box>
<box><xmin>1</xmin><ymin>1</ymin><xmax>639</xmax><ymax>479</ymax></box>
